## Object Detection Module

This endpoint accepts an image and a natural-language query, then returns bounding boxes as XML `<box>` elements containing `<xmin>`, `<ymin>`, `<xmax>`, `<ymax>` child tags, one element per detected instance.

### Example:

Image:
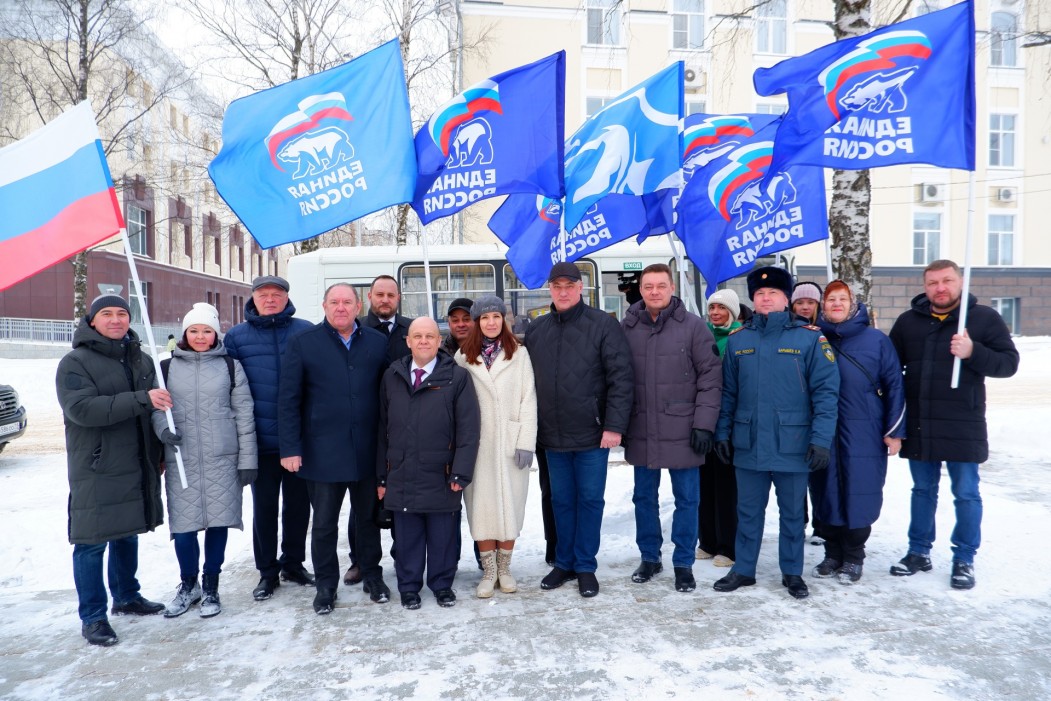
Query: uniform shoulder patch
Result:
<box><xmin>728</xmin><ymin>326</ymin><xmax>745</xmax><ymax>335</ymax></box>
<box><xmin>803</xmin><ymin>324</ymin><xmax>821</xmax><ymax>331</ymax></box>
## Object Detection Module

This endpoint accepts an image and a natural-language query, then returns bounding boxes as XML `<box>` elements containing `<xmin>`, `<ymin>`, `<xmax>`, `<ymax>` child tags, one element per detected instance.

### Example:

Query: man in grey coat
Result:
<box><xmin>56</xmin><ymin>294</ymin><xmax>170</xmax><ymax>646</ymax></box>
<box><xmin>621</xmin><ymin>264</ymin><xmax>722</xmax><ymax>593</ymax></box>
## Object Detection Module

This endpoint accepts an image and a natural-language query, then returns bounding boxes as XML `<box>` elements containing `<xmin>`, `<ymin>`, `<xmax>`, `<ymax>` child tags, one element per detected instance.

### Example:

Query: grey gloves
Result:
<box><xmin>160</xmin><ymin>428</ymin><xmax>182</xmax><ymax>446</ymax></box>
<box><xmin>514</xmin><ymin>449</ymin><xmax>534</xmax><ymax>469</ymax></box>
<box><xmin>239</xmin><ymin>469</ymin><xmax>258</xmax><ymax>487</ymax></box>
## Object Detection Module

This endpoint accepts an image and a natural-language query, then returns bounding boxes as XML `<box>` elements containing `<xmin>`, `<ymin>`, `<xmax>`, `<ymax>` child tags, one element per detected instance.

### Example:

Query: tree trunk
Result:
<box><xmin>72</xmin><ymin>252</ymin><xmax>89</xmax><ymax>320</ymax></box>
<box><xmin>828</xmin><ymin>169</ymin><xmax>872</xmax><ymax>301</ymax></box>
<box><xmin>827</xmin><ymin>0</ymin><xmax>872</xmax><ymax>301</ymax></box>
<box><xmin>73</xmin><ymin>0</ymin><xmax>91</xmax><ymax>321</ymax></box>
<box><xmin>395</xmin><ymin>203</ymin><xmax>411</xmax><ymax>246</ymax></box>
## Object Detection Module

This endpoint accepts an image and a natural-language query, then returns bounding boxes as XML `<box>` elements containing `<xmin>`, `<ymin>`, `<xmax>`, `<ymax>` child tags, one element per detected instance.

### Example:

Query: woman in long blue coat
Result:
<box><xmin>810</xmin><ymin>281</ymin><xmax>906</xmax><ymax>584</ymax></box>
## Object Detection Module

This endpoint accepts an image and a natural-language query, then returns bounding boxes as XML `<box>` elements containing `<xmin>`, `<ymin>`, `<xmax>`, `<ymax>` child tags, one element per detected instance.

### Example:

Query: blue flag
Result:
<box><xmin>209</xmin><ymin>39</ymin><xmax>416</xmax><ymax>248</ymax></box>
<box><xmin>676</xmin><ymin>114</ymin><xmax>829</xmax><ymax>296</ymax></box>
<box><xmin>411</xmin><ymin>52</ymin><xmax>565</xmax><ymax>224</ymax></box>
<box><xmin>489</xmin><ymin>189</ymin><xmax>676</xmax><ymax>290</ymax></box>
<box><xmin>563</xmin><ymin>63</ymin><xmax>683</xmax><ymax>232</ymax></box>
<box><xmin>753</xmin><ymin>0</ymin><xmax>975</xmax><ymax>174</ymax></box>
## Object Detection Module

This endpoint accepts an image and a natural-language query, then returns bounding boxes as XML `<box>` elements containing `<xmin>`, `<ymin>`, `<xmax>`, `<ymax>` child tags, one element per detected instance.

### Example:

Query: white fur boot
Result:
<box><xmin>476</xmin><ymin>550</ymin><xmax>497</xmax><ymax>599</ymax></box>
<box><xmin>497</xmin><ymin>548</ymin><xmax>517</xmax><ymax>593</ymax></box>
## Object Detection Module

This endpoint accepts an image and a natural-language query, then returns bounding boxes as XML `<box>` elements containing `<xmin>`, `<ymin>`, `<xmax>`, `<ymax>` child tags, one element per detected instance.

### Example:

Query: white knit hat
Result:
<box><xmin>182</xmin><ymin>302</ymin><xmax>220</xmax><ymax>334</ymax></box>
<box><xmin>707</xmin><ymin>288</ymin><xmax>741</xmax><ymax>323</ymax></box>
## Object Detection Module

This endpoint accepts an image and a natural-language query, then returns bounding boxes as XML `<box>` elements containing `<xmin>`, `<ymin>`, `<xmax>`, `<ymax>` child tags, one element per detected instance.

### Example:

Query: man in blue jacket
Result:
<box><xmin>278</xmin><ymin>283</ymin><xmax>391</xmax><ymax>614</ymax></box>
<box><xmin>712</xmin><ymin>267</ymin><xmax>840</xmax><ymax>600</ymax></box>
<box><xmin>224</xmin><ymin>276</ymin><xmax>314</xmax><ymax>601</ymax></box>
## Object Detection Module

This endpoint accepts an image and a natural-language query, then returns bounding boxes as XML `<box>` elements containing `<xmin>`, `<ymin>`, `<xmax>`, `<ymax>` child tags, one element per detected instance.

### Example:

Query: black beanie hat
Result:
<box><xmin>88</xmin><ymin>294</ymin><xmax>131</xmax><ymax>322</ymax></box>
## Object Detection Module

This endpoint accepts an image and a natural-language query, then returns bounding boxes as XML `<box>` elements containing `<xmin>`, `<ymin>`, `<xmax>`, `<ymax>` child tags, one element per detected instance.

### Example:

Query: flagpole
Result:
<box><xmin>951</xmin><ymin>171</ymin><xmax>975</xmax><ymax>389</ymax></box>
<box><xmin>120</xmin><ymin>227</ymin><xmax>188</xmax><ymax>488</ymax></box>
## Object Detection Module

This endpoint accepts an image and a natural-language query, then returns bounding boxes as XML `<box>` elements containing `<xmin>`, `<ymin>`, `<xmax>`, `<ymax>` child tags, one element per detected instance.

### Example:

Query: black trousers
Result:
<box><xmin>251</xmin><ymin>453</ymin><xmax>310</xmax><ymax>579</ymax></box>
<box><xmin>391</xmin><ymin>511</ymin><xmax>459</xmax><ymax>594</ymax></box>
<box><xmin>821</xmin><ymin>524</ymin><xmax>872</xmax><ymax>565</ymax></box>
<box><xmin>537</xmin><ymin>448</ymin><xmax>558</xmax><ymax>564</ymax></box>
<box><xmin>305</xmin><ymin>477</ymin><xmax>383</xmax><ymax>591</ymax></box>
<box><xmin>698</xmin><ymin>448</ymin><xmax>737</xmax><ymax>560</ymax></box>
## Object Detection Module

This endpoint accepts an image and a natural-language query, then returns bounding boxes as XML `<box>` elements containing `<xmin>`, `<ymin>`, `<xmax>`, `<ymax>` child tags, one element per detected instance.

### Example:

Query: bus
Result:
<box><xmin>285</xmin><ymin>237</ymin><xmax>708</xmax><ymax>327</ymax></box>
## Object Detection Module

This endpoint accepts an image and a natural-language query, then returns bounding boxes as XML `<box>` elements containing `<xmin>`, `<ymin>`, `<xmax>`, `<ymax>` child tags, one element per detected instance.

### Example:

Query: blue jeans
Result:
<box><xmin>71</xmin><ymin>536</ymin><xmax>141</xmax><ymax>625</ymax></box>
<box><xmin>546</xmin><ymin>448</ymin><xmax>609</xmax><ymax>574</ymax></box>
<box><xmin>173</xmin><ymin>528</ymin><xmax>229</xmax><ymax>578</ymax></box>
<box><xmin>907</xmin><ymin>460</ymin><xmax>982</xmax><ymax>564</ymax></box>
<box><xmin>633</xmin><ymin>466</ymin><xmax>700</xmax><ymax>569</ymax></box>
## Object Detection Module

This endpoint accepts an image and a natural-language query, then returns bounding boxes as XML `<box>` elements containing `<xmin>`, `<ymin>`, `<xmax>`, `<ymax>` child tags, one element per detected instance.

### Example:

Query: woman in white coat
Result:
<box><xmin>454</xmin><ymin>296</ymin><xmax>537</xmax><ymax>598</ymax></box>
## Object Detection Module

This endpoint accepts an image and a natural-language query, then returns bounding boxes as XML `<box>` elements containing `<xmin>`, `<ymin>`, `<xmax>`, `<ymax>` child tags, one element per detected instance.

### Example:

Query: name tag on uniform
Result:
<box><xmin>734</xmin><ymin>348</ymin><xmax>755</xmax><ymax>356</ymax></box>
<box><xmin>777</xmin><ymin>348</ymin><xmax>801</xmax><ymax>355</ymax></box>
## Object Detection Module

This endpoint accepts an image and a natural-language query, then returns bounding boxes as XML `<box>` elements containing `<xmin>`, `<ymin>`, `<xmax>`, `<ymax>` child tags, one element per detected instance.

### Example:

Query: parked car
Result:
<box><xmin>0</xmin><ymin>384</ymin><xmax>28</xmax><ymax>454</ymax></box>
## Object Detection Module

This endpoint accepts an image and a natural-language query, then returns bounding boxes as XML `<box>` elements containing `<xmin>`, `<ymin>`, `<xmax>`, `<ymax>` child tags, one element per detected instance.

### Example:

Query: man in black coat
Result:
<box><xmin>377</xmin><ymin>317</ymin><xmax>480</xmax><ymax>610</ymax></box>
<box><xmin>525</xmin><ymin>262</ymin><xmax>634</xmax><ymax>598</ymax></box>
<box><xmin>278</xmin><ymin>283</ymin><xmax>391</xmax><ymax>614</ymax></box>
<box><xmin>56</xmin><ymin>294</ymin><xmax>170</xmax><ymax>646</ymax></box>
<box><xmin>366</xmin><ymin>274</ymin><xmax>412</xmax><ymax>361</ymax></box>
<box><xmin>888</xmin><ymin>260</ymin><xmax>1019</xmax><ymax>590</ymax></box>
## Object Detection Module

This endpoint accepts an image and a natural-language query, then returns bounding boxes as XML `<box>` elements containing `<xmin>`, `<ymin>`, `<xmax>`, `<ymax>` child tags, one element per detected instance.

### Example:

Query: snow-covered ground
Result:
<box><xmin>1</xmin><ymin>339</ymin><xmax>1049</xmax><ymax>700</ymax></box>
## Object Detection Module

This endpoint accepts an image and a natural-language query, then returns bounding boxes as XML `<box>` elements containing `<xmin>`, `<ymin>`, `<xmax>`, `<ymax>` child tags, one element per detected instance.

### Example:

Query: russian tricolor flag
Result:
<box><xmin>0</xmin><ymin>101</ymin><xmax>124</xmax><ymax>291</ymax></box>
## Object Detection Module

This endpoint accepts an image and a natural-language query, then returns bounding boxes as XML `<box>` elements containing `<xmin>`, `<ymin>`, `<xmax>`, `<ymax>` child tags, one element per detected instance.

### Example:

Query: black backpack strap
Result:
<box><xmin>224</xmin><ymin>355</ymin><xmax>235</xmax><ymax>395</ymax></box>
<box><xmin>160</xmin><ymin>358</ymin><xmax>171</xmax><ymax>386</ymax></box>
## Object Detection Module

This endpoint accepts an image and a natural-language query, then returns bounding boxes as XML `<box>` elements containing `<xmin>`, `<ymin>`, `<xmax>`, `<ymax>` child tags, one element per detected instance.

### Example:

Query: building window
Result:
<box><xmin>672</xmin><ymin>0</ymin><xmax>704</xmax><ymax>50</ymax></box>
<box><xmin>990</xmin><ymin>12</ymin><xmax>1018</xmax><ymax>68</ymax></box>
<box><xmin>989</xmin><ymin>114</ymin><xmax>1016</xmax><ymax>167</ymax></box>
<box><xmin>991</xmin><ymin>297</ymin><xmax>1019</xmax><ymax>334</ymax></box>
<box><xmin>213</xmin><ymin>236</ymin><xmax>221</xmax><ymax>265</ymax></box>
<box><xmin>912</xmin><ymin>212</ymin><xmax>941</xmax><ymax>265</ymax></box>
<box><xmin>755</xmin><ymin>0</ymin><xmax>787</xmax><ymax>54</ymax></box>
<box><xmin>756</xmin><ymin>102</ymin><xmax>787</xmax><ymax>115</ymax></box>
<box><xmin>987</xmin><ymin>213</ymin><xmax>1014</xmax><ymax>266</ymax></box>
<box><xmin>184</xmin><ymin>223</ymin><xmax>193</xmax><ymax>257</ymax></box>
<box><xmin>587</xmin><ymin>0</ymin><xmax>620</xmax><ymax>46</ymax></box>
<box><xmin>685</xmin><ymin>100</ymin><xmax>706</xmax><ymax>116</ymax></box>
<box><xmin>127</xmin><ymin>205</ymin><xmax>149</xmax><ymax>256</ymax></box>
<box><xmin>128</xmin><ymin>279</ymin><xmax>150</xmax><ymax>324</ymax></box>
<box><xmin>585</xmin><ymin>96</ymin><xmax>613</xmax><ymax>118</ymax></box>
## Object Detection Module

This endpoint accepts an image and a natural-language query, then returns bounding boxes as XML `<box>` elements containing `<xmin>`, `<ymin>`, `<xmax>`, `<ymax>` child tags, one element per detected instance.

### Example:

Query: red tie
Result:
<box><xmin>412</xmin><ymin>368</ymin><xmax>425</xmax><ymax>389</ymax></box>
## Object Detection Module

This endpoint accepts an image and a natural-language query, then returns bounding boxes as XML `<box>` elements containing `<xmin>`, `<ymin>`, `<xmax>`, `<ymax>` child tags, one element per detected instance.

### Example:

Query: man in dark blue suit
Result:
<box><xmin>278</xmin><ymin>283</ymin><xmax>391</xmax><ymax>614</ymax></box>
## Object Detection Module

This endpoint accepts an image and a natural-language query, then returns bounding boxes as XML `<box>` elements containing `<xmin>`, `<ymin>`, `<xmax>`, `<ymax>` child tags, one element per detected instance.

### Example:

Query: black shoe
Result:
<box><xmin>81</xmin><ymin>619</ymin><xmax>119</xmax><ymax>646</ymax></box>
<box><xmin>540</xmin><ymin>566</ymin><xmax>577</xmax><ymax>590</ymax></box>
<box><xmin>890</xmin><ymin>552</ymin><xmax>933</xmax><ymax>577</ymax></box>
<box><xmin>252</xmin><ymin>576</ymin><xmax>279</xmax><ymax>601</ymax></box>
<box><xmin>782</xmin><ymin>575</ymin><xmax>810</xmax><ymax>599</ymax></box>
<box><xmin>713</xmin><ymin>571</ymin><xmax>757</xmax><ymax>592</ymax></box>
<box><xmin>313</xmin><ymin>588</ymin><xmax>337</xmax><ymax>615</ymax></box>
<box><xmin>363</xmin><ymin>578</ymin><xmax>390</xmax><ymax>603</ymax></box>
<box><xmin>812</xmin><ymin>557</ymin><xmax>842</xmax><ymax>578</ymax></box>
<box><xmin>950</xmin><ymin>561</ymin><xmax>976</xmax><ymax>590</ymax></box>
<box><xmin>631</xmin><ymin>560</ymin><xmax>663</xmax><ymax>583</ymax></box>
<box><xmin>280</xmin><ymin>565</ymin><xmax>315</xmax><ymax>587</ymax></box>
<box><xmin>111</xmin><ymin>596</ymin><xmax>164</xmax><ymax>616</ymax></box>
<box><xmin>343</xmin><ymin>564</ymin><xmax>362</xmax><ymax>586</ymax></box>
<box><xmin>674</xmin><ymin>567</ymin><xmax>696</xmax><ymax>592</ymax></box>
<box><xmin>400</xmin><ymin>592</ymin><xmax>422</xmax><ymax>610</ymax></box>
<box><xmin>837</xmin><ymin>562</ymin><xmax>863</xmax><ymax>585</ymax></box>
<box><xmin>577</xmin><ymin>572</ymin><xmax>599</xmax><ymax>597</ymax></box>
<box><xmin>435</xmin><ymin>589</ymin><xmax>457</xmax><ymax>607</ymax></box>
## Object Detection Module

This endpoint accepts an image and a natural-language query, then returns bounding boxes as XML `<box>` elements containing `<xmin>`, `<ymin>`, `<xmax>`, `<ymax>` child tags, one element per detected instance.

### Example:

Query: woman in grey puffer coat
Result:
<box><xmin>152</xmin><ymin>303</ymin><xmax>257</xmax><ymax>618</ymax></box>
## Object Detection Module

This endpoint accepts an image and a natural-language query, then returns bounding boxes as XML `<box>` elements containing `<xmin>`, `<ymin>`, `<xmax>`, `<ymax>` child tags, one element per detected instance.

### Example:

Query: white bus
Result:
<box><xmin>285</xmin><ymin>237</ymin><xmax>707</xmax><ymax>327</ymax></box>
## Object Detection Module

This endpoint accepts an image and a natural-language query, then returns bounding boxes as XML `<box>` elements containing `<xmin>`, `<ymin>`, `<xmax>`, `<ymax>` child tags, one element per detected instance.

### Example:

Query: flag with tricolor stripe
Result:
<box><xmin>0</xmin><ymin>101</ymin><xmax>124</xmax><ymax>291</ymax></box>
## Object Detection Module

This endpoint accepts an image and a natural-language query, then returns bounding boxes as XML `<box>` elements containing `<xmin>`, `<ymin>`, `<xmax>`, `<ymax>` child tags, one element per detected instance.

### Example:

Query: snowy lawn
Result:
<box><xmin>0</xmin><ymin>339</ymin><xmax>1049</xmax><ymax>700</ymax></box>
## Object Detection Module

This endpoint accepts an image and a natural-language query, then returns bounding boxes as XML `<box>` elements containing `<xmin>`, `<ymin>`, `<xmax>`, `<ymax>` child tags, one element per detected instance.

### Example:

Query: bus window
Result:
<box><xmin>400</xmin><ymin>263</ymin><xmax>497</xmax><ymax>320</ymax></box>
<box><xmin>503</xmin><ymin>261</ymin><xmax>598</xmax><ymax>332</ymax></box>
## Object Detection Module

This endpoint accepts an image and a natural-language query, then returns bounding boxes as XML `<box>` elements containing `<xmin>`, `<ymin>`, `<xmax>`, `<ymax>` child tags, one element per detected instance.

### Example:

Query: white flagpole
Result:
<box><xmin>120</xmin><ymin>227</ymin><xmax>188</xmax><ymax>488</ymax></box>
<box><xmin>951</xmin><ymin>171</ymin><xmax>976</xmax><ymax>389</ymax></box>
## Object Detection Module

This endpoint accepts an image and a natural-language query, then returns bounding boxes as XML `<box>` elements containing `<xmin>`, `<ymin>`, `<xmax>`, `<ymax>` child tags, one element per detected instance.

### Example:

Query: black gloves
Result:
<box><xmin>239</xmin><ymin>469</ymin><xmax>258</xmax><ymax>487</ymax></box>
<box><xmin>806</xmin><ymin>444</ymin><xmax>830</xmax><ymax>471</ymax></box>
<box><xmin>160</xmin><ymin>428</ymin><xmax>182</xmax><ymax>446</ymax></box>
<box><xmin>714</xmin><ymin>440</ymin><xmax>732</xmax><ymax>465</ymax></box>
<box><xmin>691</xmin><ymin>429</ymin><xmax>713</xmax><ymax>456</ymax></box>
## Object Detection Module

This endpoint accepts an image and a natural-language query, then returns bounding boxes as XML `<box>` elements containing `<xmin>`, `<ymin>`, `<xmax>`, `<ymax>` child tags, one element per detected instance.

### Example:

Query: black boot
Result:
<box><xmin>200</xmin><ymin>573</ymin><xmax>221</xmax><ymax>618</ymax></box>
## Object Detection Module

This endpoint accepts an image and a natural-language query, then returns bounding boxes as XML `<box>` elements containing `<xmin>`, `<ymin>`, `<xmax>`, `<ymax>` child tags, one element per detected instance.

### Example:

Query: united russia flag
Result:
<box><xmin>0</xmin><ymin>101</ymin><xmax>124</xmax><ymax>290</ymax></box>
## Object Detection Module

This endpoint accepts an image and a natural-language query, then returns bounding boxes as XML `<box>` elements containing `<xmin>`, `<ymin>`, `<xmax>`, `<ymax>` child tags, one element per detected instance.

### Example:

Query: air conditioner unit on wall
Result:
<box><xmin>684</xmin><ymin>67</ymin><xmax>702</xmax><ymax>87</ymax></box>
<box><xmin>919</xmin><ymin>183</ymin><xmax>945</xmax><ymax>203</ymax></box>
<box><xmin>996</xmin><ymin>187</ymin><xmax>1017</xmax><ymax>203</ymax></box>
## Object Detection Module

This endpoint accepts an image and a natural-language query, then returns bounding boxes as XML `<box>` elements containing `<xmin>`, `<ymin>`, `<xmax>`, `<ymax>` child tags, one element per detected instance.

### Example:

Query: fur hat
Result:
<box><xmin>182</xmin><ymin>302</ymin><xmax>221</xmax><ymax>334</ymax></box>
<box><xmin>471</xmin><ymin>295</ymin><xmax>507</xmax><ymax>321</ymax></box>
<box><xmin>791</xmin><ymin>281</ymin><xmax>823</xmax><ymax>304</ymax></box>
<box><xmin>746</xmin><ymin>266</ymin><xmax>793</xmax><ymax>301</ymax></box>
<box><xmin>88</xmin><ymin>294</ymin><xmax>130</xmax><ymax>322</ymax></box>
<box><xmin>707</xmin><ymin>289</ymin><xmax>741</xmax><ymax>323</ymax></box>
